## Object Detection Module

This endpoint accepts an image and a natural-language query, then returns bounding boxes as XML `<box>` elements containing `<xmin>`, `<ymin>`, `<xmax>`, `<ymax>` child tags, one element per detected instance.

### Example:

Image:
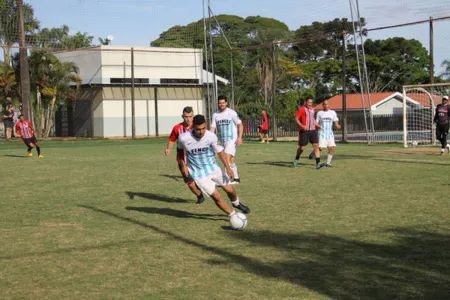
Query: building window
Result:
<box><xmin>110</xmin><ymin>78</ymin><xmax>150</xmax><ymax>84</ymax></box>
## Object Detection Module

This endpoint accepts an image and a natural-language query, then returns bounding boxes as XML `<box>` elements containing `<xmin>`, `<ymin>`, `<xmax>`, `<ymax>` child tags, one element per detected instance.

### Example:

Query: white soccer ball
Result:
<box><xmin>230</xmin><ymin>213</ymin><xmax>248</xmax><ymax>230</ymax></box>
<box><xmin>412</xmin><ymin>141</ymin><xmax>418</xmax><ymax>146</ymax></box>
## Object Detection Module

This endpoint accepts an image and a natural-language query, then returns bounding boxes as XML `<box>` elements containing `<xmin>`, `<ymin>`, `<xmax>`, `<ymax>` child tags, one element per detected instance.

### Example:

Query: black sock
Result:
<box><xmin>27</xmin><ymin>146</ymin><xmax>33</xmax><ymax>152</ymax></box>
<box><xmin>36</xmin><ymin>146</ymin><xmax>41</xmax><ymax>155</ymax></box>
<box><xmin>295</xmin><ymin>155</ymin><xmax>300</xmax><ymax>160</ymax></box>
<box><xmin>316</xmin><ymin>158</ymin><xmax>320</xmax><ymax>165</ymax></box>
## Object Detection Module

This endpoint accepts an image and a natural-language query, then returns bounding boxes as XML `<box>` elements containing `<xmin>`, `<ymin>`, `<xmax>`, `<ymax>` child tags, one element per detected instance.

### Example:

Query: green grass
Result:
<box><xmin>0</xmin><ymin>138</ymin><xmax>449</xmax><ymax>300</ymax></box>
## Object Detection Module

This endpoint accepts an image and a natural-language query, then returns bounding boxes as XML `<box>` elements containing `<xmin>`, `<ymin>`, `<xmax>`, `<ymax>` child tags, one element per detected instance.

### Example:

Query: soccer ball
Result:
<box><xmin>412</xmin><ymin>141</ymin><xmax>418</xmax><ymax>146</ymax></box>
<box><xmin>229</xmin><ymin>213</ymin><xmax>248</xmax><ymax>230</ymax></box>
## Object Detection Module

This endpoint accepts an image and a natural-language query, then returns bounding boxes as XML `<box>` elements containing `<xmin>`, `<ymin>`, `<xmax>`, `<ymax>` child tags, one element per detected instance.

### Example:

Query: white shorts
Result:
<box><xmin>319</xmin><ymin>138</ymin><xmax>336</xmax><ymax>148</ymax></box>
<box><xmin>194</xmin><ymin>168</ymin><xmax>231</xmax><ymax>197</ymax></box>
<box><xmin>223</xmin><ymin>140</ymin><xmax>237</xmax><ymax>157</ymax></box>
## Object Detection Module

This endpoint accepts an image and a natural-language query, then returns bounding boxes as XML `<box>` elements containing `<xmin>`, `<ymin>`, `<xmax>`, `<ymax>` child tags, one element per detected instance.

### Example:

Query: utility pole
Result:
<box><xmin>17</xmin><ymin>0</ymin><xmax>31</xmax><ymax>119</ymax></box>
<box><xmin>342</xmin><ymin>31</ymin><xmax>348</xmax><ymax>142</ymax></box>
<box><xmin>131</xmin><ymin>47</ymin><xmax>136</xmax><ymax>138</ymax></box>
<box><xmin>429</xmin><ymin>16</ymin><xmax>434</xmax><ymax>84</ymax></box>
<box><xmin>271</xmin><ymin>42</ymin><xmax>277</xmax><ymax>141</ymax></box>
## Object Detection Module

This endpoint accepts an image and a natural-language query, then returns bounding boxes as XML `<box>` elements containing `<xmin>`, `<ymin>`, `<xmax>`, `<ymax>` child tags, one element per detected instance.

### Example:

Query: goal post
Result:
<box><xmin>402</xmin><ymin>83</ymin><xmax>450</xmax><ymax>148</ymax></box>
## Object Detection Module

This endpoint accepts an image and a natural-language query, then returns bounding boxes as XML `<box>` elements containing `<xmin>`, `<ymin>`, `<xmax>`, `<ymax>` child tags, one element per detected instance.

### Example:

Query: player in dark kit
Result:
<box><xmin>15</xmin><ymin>115</ymin><xmax>43</xmax><ymax>158</ymax></box>
<box><xmin>434</xmin><ymin>95</ymin><xmax>450</xmax><ymax>155</ymax></box>
<box><xmin>165</xmin><ymin>106</ymin><xmax>205</xmax><ymax>203</ymax></box>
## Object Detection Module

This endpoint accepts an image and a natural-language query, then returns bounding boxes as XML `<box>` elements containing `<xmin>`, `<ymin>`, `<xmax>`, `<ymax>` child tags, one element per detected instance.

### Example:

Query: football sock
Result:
<box><xmin>327</xmin><ymin>154</ymin><xmax>333</xmax><ymax>164</ymax></box>
<box><xmin>36</xmin><ymin>146</ymin><xmax>41</xmax><ymax>155</ymax></box>
<box><xmin>228</xmin><ymin>210</ymin><xmax>236</xmax><ymax>217</ymax></box>
<box><xmin>230</xmin><ymin>163</ymin><xmax>239</xmax><ymax>179</ymax></box>
<box><xmin>315</xmin><ymin>157</ymin><xmax>320</xmax><ymax>166</ymax></box>
<box><xmin>27</xmin><ymin>146</ymin><xmax>33</xmax><ymax>152</ymax></box>
<box><xmin>231</xmin><ymin>198</ymin><xmax>240</xmax><ymax>206</ymax></box>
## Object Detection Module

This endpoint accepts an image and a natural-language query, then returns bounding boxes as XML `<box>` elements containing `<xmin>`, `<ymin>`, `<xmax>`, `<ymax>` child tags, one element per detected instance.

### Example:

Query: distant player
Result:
<box><xmin>177</xmin><ymin>115</ymin><xmax>250</xmax><ymax>217</ymax></box>
<box><xmin>293</xmin><ymin>98</ymin><xmax>322</xmax><ymax>168</ymax></box>
<box><xmin>15</xmin><ymin>115</ymin><xmax>43</xmax><ymax>158</ymax></box>
<box><xmin>308</xmin><ymin>100</ymin><xmax>341</xmax><ymax>167</ymax></box>
<box><xmin>434</xmin><ymin>95</ymin><xmax>450</xmax><ymax>155</ymax></box>
<box><xmin>258</xmin><ymin>109</ymin><xmax>269</xmax><ymax>143</ymax></box>
<box><xmin>165</xmin><ymin>106</ymin><xmax>204</xmax><ymax>204</ymax></box>
<box><xmin>210</xmin><ymin>96</ymin><xmax>243</xmax><ymax>183</ymax></box>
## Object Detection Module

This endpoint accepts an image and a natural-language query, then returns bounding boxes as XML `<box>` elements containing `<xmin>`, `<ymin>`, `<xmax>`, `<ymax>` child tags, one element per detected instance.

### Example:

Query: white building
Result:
<box><xmin>54</xmin><ymin>45</ymin><xmax>228</xmax><ymax>137</ymax></box>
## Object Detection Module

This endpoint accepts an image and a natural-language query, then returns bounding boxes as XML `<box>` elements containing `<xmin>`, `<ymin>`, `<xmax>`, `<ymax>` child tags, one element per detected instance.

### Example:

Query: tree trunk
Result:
<box><xmin>2</xmin><ymin>45</ymin><xmax>12</xmax><ymax>66</ymax></box>
<box><xmin>44</xmin><ymin>95</ymin><xmax>57</xmax><ymax>137</ymax></box>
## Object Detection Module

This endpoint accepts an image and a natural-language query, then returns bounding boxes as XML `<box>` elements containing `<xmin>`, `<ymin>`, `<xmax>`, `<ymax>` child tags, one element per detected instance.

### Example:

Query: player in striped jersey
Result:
<box><xmin>15</xmin><ymin>115</ymin><xmax>43</xmax><ymax>158</ymax></box>
<box><xmin>308</xmin><ymin>100</ymin><xmax>341</xmax><ymax>167</ymax></box>
<box><xmin>210</xmin><ymin>96</ymin><xmax>243</xmax><ymax>183</ymax></box>
<box><xmin>165</xmin><ymin>106</ymin><xmax>204</xmax><ymax>204</ymax></box>
<box><xmin>177</xmin><ymin>115</ymin><xmax>250</xmax><ymax>216</ymax></box>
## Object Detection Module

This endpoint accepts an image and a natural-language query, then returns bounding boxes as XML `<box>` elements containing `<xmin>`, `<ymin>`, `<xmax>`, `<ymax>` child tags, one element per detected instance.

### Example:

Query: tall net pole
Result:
<box><xmin>202</xmin><ymin>0</ymin><xmax>211</xmax><ymax>119</ymax></box>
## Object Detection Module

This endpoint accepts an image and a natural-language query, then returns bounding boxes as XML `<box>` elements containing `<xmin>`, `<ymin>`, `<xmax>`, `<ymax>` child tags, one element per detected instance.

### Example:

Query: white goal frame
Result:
<box><xmin>402</xmin><ymin>83</ymin><xmax>450</xmax><ymax>147</ymax></box>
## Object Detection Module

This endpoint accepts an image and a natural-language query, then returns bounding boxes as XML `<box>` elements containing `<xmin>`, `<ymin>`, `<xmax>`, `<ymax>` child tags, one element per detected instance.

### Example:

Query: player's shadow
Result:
<box><xmin>125</xmin><ymin>206</ymin><xmax>224</xmax><ymax>221</ymax></box>
<box><xmin>3</xmin><ymin>154</ymin><xmax>27</xmax><ymax>158</ymax></box>
<box><xmin>159</xmin><ymin>174</ymin><xmax>183</xmax><ymax>181</ymax></box>
<box><xmin>246</xmin><ymin>161</ymin><xmax>297</xmax><ymax>168</ymax></box>
<box><xmin>125</xmin><ymin>191</ymin><xmax>190</xmax><ymax>203</ymax></box>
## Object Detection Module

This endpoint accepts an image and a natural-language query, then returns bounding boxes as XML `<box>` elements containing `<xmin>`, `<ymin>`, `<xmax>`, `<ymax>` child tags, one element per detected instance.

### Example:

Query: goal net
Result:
<box><xmin>402</xmin><ymin>83</ymin><xmax>450</xmax><ymax>147</ymax></box>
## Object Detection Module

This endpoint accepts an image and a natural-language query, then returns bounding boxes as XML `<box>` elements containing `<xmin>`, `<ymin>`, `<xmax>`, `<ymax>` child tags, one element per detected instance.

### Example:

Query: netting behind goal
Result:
<box><xmin>402</xmin><ymin>83</ymin><xmax>450</xmax><ymax>147</ymax></box>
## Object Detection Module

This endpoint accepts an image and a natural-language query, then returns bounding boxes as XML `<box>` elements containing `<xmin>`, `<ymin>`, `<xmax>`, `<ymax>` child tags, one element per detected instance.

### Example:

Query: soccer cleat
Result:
<box><xmin>232</xmin><ymin>202</ymin><xmax>250</xmax><ymax>214</ymax></box>
<box><xmin>440</xmin><ymin>150</ymin><xmax>445</xmax><ymax>155</ymax></box>
<box><xmin>292</xmin><ymin>160</ymin><xmax>297</xmax><ymax>167</ymax></box>
<box><xmin>233</xmin><ymin>178</ymin><xmax>241</xmax><ymax>184</ymax></box>
<box><xmin>38</xmin><ymin>155</ymin><xmax>44</xmax><ymax>158</ymax></box>
<box><xmin>308</xmin><ymin>152</ymin><xmax>314</xmax><ymax>160</ymax></box>
<box><xmin>196</xmin><ymin>195</ymin><xmax>205</xmax><ymax>204</ymax></box>
<box><xmin>326</xmin><ymin>163</ymin><xmax>333</xmax><ymax>167</ymax></box>
<box><xmin>259</xmin><ymin>141</ymin><xmax>265</xmax><ymax>144</ymax></box>
<box><xmin>27</xmin><ymin>152</ymin><xmax>32</xmax><ymax>157</ymax></box>
<box><xmin>316</xmin><ymin>162</ymin><xmax>326</xmax><ymax>169</ymax></box>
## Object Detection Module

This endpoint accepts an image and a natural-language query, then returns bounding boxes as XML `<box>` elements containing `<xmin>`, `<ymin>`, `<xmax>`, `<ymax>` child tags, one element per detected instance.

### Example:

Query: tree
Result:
<box><xmin>28</xmin><ymin>51</ymin><xmax>82</xmax><ymax>137</ymax></box>
<box><xmin>0</xmin><ymin>0</ymin><xmax>39</xmax><ymax>65</ymax></box>
<box><xmin>0</xmin><ymin>62</ymin><xmax>17</xmax><ymax>100</ymax></box>
<box><xmin>31</xmin><ymin>25</ymin><xmax>93</xmax><ymax>49</ymax></box>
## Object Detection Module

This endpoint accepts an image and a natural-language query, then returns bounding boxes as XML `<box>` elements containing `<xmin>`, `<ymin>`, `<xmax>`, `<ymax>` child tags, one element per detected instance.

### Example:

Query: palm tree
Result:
<box><xmin>29</xmin><ymin>51</ymin><xmax>82</xmax><ymax>137</ymax></box>
<box><xmin>0</xmin><ymin>62</ymin><xmax>17</xmax><ymax>100</ymax></box>
<box><xmin>0</xmin><ymin>0</ymin><xmax>40</xmax><ymax>65</ymax></box>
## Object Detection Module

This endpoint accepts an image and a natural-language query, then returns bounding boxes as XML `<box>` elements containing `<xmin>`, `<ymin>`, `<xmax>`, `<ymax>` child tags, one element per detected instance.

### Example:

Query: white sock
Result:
<box><xmin>441</xmin><ymin>148</ymin><xmax>445</xmax><ymax>152</ymax></box>
<box><xmin>230</xmin><ymin>163</ymin><xmax>239</xmax><ymax>179</ymax></box>
<box><xmin>327</xmin><ymin>154</ymin><xmax>333</xmax><ymax>165</ymax></box>
<box><xmin>228</xmin><ymin>210</ymin><xmax>236</xmax><ymax>217</ymax></box>
<box><xmin>231</xmin><ymin>198</ymin><xmax>240</xmax><ymax>206</ymax></box>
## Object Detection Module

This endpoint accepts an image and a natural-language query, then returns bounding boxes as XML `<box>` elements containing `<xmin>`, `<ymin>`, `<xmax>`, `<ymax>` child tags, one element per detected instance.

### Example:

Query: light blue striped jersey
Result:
<box><xmin>177</xmin><ymin>130</ymin><xmax>224</xmax><ymax>180</ymax></box>
<box><xmin>210</xmin><ymin>108</ymin><xmax>242</xmax><ymax>143</ymax></box>
<box><xmin>316</xmin><ymin>110</ymin><xmax>339</xmax><ymax>139</ymax></box>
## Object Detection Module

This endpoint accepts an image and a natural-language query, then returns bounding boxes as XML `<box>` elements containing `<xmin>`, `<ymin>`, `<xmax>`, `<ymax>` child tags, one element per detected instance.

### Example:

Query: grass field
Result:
<box><xmin>0</xmin><ymin>138</ymin><xmax>449</xmax><ymax>300</ymax></box>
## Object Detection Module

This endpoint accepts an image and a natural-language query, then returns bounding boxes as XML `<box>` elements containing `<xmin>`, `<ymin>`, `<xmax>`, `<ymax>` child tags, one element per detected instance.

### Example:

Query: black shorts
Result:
<box><xmin>298</xmin><ymin>130</ymin><xmax>319</xmax><ymax>146</ymax></box>
<box><xmin>4</xmin><ymin>119</ymin><xmax>14</xmax><ymax>129</ymax></box>
<box><xmin>24</xmin><ymin>136</ymin><xmax>38</xmax><ymax>146</ymax></box>
<box><xmin>259</xmin><ymin>129</ymin><xmax>269</xmax><ymax>134</ymax></box>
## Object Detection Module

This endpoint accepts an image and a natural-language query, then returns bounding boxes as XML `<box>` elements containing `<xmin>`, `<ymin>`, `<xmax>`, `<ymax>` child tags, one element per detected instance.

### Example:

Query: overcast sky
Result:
<box><xmin>27</xmin><ymin>0</ymin><xmax>450</xmax><ymax>75</ymax></box>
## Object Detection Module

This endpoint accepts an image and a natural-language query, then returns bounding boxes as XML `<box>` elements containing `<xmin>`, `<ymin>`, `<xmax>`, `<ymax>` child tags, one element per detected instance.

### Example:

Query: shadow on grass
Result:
<box><xmin>125</xmin><ymin>206</ymin><xmax>224</xmax><ymax>221</ymax></box>
<box><xmin>159</xmin><ymin>174</ymin><xmax>183</xmax><ymax>181</ymax></box>
<box><xmin>246</xmin><ymin>161</ymin><xmax>296</xmax><ymax>168</ymax></box>
<box><xmin>76</xmin><ymin>206</ymin><xmax>450</xmax><ymax>300</ymax></box>
<box><xmin>371</xmin><ymin>157</ymin><xmax>450</xmax><ymax>166</ymax></box>
<box><xmin>125</xmin><ymin>191</ymin><xmax>190</xmax><ymax>203</ymax></box>
<box><xmin>3</xmin><ymin>154</ymin><xmax>27</xmax><ymax>158</ymax></box>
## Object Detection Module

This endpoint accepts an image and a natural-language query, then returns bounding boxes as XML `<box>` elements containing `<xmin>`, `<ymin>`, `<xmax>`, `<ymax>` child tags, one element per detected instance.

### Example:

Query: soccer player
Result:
<box><xmin>177</xmin><ymin>114</ymin><xmax>250</xmax><ymax>217</ymax></box>
<box><xmin>165</xmin><ymin>106</ymin><xmax>204</xmax><ymax>204</ymax></box>
<box><xmin>15</xmin><ymin>115</ymin><xmax>43</xmax><ymax>158</ymax></box>
<box><xmin>434</xmin><ymin>95</ymin><xmax>450</xmax><ymax>155</ymax></box>
<box><xmin>308</xmin><ymin>100</ymin><xmax>341</xmax><ymax>167</ymax></box>
<box><xmin>293</xmin><ymin>98</ymin><xmax>322</xmax><ymax>168</ymax></box>
<box><xmin>258</xmin><ymin>109</ymin><xmax>269</xmax><ymax>143</ymax></box>
<box><xmin>210</xmin><ymin>96</ymin><xmax>243</xmax><ymax>183</ymax></box>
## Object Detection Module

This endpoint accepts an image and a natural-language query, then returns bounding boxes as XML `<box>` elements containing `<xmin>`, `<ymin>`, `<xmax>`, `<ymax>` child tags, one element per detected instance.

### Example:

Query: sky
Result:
<box><xmin>27</xmin><ymin>0</ymin><xmax>450</xmax><ymax>75</ymax></box>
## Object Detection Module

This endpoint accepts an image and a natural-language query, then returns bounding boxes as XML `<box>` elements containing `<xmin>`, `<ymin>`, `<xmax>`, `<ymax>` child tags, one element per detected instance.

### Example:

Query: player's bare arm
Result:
<box><xmin>165</xmin><ymin>140</ymin><xmax>174</xmax><ymax>156</ymax></box>
<box><xmin>209</xmin><ymin>126</ymin><xmax>215</xmax><ymax>133</ymax></box>
<box><xmin>295</xmin><ymin>117</ymin><xmax>307</xmax><ymax>131</ymax></box>
<box><xmin>176</xmin><ymin>148</ymin><xmax>189</xmax><ymax>176</ymax></box>
<box><xmin>334</xmin><ymin>121</ymin><xmax>341</xmax><ymax>130</ymax></box>
<box><xmin>315</xmin><ymin>120</ymin><xmax>322</xmax><ymax>130</ymax></box>
<box><xmin>236</xmin><ymin>123</ymin><xmax>243</xmax><ymax>146</ymax></box>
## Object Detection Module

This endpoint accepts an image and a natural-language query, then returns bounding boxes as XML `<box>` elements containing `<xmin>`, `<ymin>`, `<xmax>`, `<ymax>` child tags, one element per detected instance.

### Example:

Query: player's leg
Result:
<box><xmin>33</xmin><ymin>138</ymin><xmax>43</xmax><ymax>157</ymax></box>
<box><xmin>310</xmin><ymin>131</ymin><xmax>322</xmax><ymax>168</ymax></box>
<box><xmin>437</xmin><ymin>125</ymin><xmax>445</xmax><ymax>154</ymax></box>
<box><xmin>264</xmin><ymin>131</ymin><xmax>269</xmax><ymax>143</ymax></box>
<box><xmin>258</xmin><ymin>128</ymin><xmax>264</xmax><ymax>143</ymax></box>
<box><xmin>326</xmin><ymin>138</ymin><xmax>336</xmax><ymax>166</ymax></box>
<box><xmin>213</xmin><ymin>168</ymin><xmax>250</xmax><ymax>214</ymax></box>
<box><xmin>442</xmin><ymin>124</ymin><xmax>449</xmax><ymax>154</ymax></box>
<box><xmin>24</xmin><ymin>139</ymin><xmax>34</xmax><ymax>156</ymax></box>
<box><xmin>178</xmin><ymin>161</ymin><xmax>204</xmax><ymax>203</ymax></box>
<box><xmin>196</xmin><ymin>174</ymin><xmax>236</xmax><ymax>216</ymax></box>
<box><xmin>225</xmin><ymin>141</ymin><xmax>240</xmax><ymax>183</ymax></box>
<box><xmin>6</xmin><ymin>127</ymin><xmax>12</xmax><ymax>139</ymax></box>
<box><xmin>294</xmin><ymin>132</ymin><xmax>307</xmax><ymax>166</ymax></box>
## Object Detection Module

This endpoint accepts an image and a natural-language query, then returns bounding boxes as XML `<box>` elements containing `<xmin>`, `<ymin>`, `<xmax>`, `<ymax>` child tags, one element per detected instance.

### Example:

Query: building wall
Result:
<box><xmin>100</xmin><ymin>87</ymin><xmax>204</xmax><ymax>137</ymax></box>
<box><xmin>372</xmin><ymin>97</ymin><xmax>404</xmax><ymax>115</ymax></box>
